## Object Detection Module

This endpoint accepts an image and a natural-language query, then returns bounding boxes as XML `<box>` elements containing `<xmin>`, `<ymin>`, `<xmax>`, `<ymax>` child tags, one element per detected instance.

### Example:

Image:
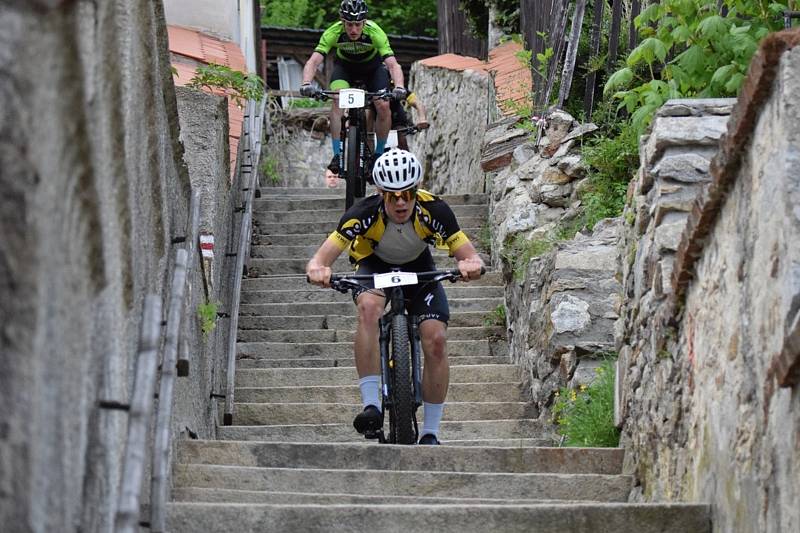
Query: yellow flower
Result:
<box><xmin>579</xmin><ymin>384</ymin><xmax>588</xmax><ymax>391</ymax></box>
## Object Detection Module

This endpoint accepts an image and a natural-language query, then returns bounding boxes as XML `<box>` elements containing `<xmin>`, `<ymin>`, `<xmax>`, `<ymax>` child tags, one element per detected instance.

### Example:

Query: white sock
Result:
<box><xmin>358</xmin><ymin>375</ymin><xmax>382</xmax><ymax>412</ymax></box>
<box><xmin>421</xmin><ymin>402</ymin><xmax>444</xmax><ymax>437</ymax></box>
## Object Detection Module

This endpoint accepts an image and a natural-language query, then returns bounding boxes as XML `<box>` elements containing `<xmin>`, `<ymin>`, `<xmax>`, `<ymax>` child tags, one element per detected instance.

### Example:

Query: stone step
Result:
<box><xmin>240</xmin><ymin>271</ymin><xmax>504</xmax><ymax>291</ymax></box>
<box><xmin>234</xmin><ymin>382</ymin><xmax>525</xmax><ymax>403</ymax></box>
<box><xmin>245</xmin><ymin>256</ymin><xmax>495</xmax><ymax>276</ymax></box>
<box><xmin>170</xmin><ymin>487</ymin><xmax>577</xmax><ymax>505</ymax></box>
<box><xmin>447</xmin><ymin>438</ymin><xmax>556</xmax><ymax>447</ymax></box>
<box><xmin>237</xmin><ymin>325</ymin><xmax>505</xmax><ymax>343</ymax></box>
<box><xmin>253</xmin><ymin>204</ymin><xmax>487</xmax><ymax>224</ymax></box>
<box><xmin>240</xmin><ymin>285</ymin><xmax>503</xmax><ymax>304</ymax></box>
<box><xmin>239</xmin><ymin>298</ymin><xmax>503</xmax><ymax>317</ymax></box>
<box><xmin>253</xmin><ymin>227</ymin><xmax>488</xmax><ymax>247</ymax></box>
<box><xmin>257</xmin><ymin>187</ymin><xmax>343</xmax><ymax>197</ymax></box>
<box><xmin>167</xmin><ymin>502</ymin><xmax>711</xmax><ymax>533</ymax></box>
<box><xmin>236</xmin><ymin>339</ymin><xmax>507</xmax><ymax>360</ymax></box>
<box><xmin>253</xmin><ymin>193</ymin><xmax>489</xmax><ymax>212</ymax></box>
<box><xmin>218</xmin><ymin>418</ymin><xmax>550</xmax><ymax>443</ymax></box>
<box><xmin>172</xmin><ymin>464</ymin><xmax>633</xmax><ymax>501</ymax></box>
<box><xmin>177</xmin><ymin>441</ymin><xmax>624</xmax><ymax>475</ymax></box>
<box><xmin>252</xmin><ymin>218</ymin><xmax>486</xmax><ymax>235</ymax></box>
<box><xmin>228</xmin><ymin>401</ymin><xmax>538</xmax><ymax>425</ymax></box>
<box><xmin>249</xmin><ymin>244</ymin><xmax>492</xmax><ymax>264</ymax></box>
<box><xmin>237</xmin><ymin>312</ymin><xmax>499</xmax><ymax>330</ymax></box>
<box><xmin>235</xmin><ymin>364</ymin><xmax>521</xmax><ymax>388</ymax></box>
<box><xmin>235</xmin><ymin>355</ymin><xmax>505</xmax><ymax>369</ymax></box>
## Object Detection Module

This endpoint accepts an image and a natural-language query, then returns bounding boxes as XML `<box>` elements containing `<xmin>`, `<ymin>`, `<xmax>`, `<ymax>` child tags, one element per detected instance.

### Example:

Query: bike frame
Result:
<box><xmin>325</xmin><ymin>269</ymin><xmax>463</xmax><ymax>444</ymax></box>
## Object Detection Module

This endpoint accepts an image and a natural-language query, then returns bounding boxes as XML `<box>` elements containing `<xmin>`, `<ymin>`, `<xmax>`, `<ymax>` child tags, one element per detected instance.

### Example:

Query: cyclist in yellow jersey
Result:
<box><xmin>307</xmin><ymin>149</ymin><xmax>484</xmax><ymax>445</ymax></box>
<box><xmin>299</xmin><ymin>0</ymin><xmax>407</xmax><ymax>176</ymax></box>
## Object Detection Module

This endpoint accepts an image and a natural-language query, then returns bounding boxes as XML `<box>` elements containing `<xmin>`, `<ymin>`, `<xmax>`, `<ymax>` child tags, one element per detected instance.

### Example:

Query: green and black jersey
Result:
<box><xmin>327</xmin><ymin>190</ymin><xmax>471</xmax><ymax>263</ymax></box>
<box><xmin>314</xmin><ymin>20</ymin><xmax>394</xmax><ymax>63</ymax></box>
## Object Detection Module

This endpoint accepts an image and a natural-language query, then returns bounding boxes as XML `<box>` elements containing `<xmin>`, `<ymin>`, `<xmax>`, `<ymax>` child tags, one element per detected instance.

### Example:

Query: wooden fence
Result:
<box><xmin>520</xmin><ymin>0</ymin><xmax>643</xmax><ymax>119</ymax></box>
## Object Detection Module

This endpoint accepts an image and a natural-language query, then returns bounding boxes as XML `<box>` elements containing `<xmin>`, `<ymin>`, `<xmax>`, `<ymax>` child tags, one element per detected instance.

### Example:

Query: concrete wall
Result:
<box><xmin>0</xmin><ymin>3</ymin><xmax>236</xmax><ymax>532</ymax></box>
<box><xmin>408</xmin><ymin>62</ymin><xmax>490</xmax><ymax>194</ymax></box>
<box><xmin>616</xmin><ymin>31</ymin><xmax>800</xmax><ymax>533</ymax></box>
<box><xmin>164</xmin><ymin>0</ymin><xmax>238</xmax><ymax>41</ymax></box>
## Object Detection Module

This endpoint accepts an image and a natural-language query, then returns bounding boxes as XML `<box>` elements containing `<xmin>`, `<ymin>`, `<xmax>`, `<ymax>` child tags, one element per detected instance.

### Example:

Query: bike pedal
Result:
<box><xmin>364</xmin><ymin>429</ymin><xmax>386</xmax><ymax>443</ymax></box>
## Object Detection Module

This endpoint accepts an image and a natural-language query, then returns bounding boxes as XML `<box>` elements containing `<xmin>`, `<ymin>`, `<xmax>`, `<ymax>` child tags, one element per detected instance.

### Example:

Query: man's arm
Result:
<box><xmin>306</xmin><ymin>238</ymin><xmax>344</xmax><ymax>287</ymax></box>
<box><xmin>452</xmin><ymin>241</ymin><xmax>484</xmax><ymax>282</ymax></box>
<box><xmin>302</xmin><ymin>52</ymin><xmax>325</xmax><ymax>85</ymax></box>
<box><xmin>384</xmin><ymin>55</ymin><xmax>405</xmax><ymax>90</ymax></box>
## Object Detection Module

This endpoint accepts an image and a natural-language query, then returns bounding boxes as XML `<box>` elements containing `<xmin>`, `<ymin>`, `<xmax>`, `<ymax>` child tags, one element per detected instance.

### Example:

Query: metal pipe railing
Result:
<box><xmin>223</xmin><ymin>97</ymin><xmax>266</xmax><ymax>425</ymax></box>
<box><xmin>114</xmin><ymin>295</ymin><xmax>162</xmax><ymax>533</ymax></box>
<box><xmin>149</xmin><ymin>248</ymin><xmax>188</xmax><ymax>532</ymax></box>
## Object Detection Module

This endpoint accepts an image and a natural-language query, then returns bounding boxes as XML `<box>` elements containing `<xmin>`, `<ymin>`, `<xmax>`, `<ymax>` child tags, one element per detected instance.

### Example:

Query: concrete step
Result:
<box><xmin>447</xmin><ymin>438</ymin><xmax>556</xmax><ymax>447</ymax></box>
<box><xmin>253</xmin><ymin>204</ymin><xmax>487</xmax><ymax>224</ymax></box>
<box><xmin>249</xmin><ymin>245</ymin><xmax>492</xmax><ymax>264</ymax></box>
<box><xmin>236</xmin><ymin>339</ymin><xmax>508</xmax><ymax>360</ymax></box>
<box><xmin>237</xmin><ymin>325</ymin><xmax>506</xmax><ymax>343</ymax></box>
<box><xmin>237</xmin><ymin>312</ymin><xmax>500</xmax><ymax>330</ymax></box>
<box><xmin>257</xmin><ymin>187</ymin><xmax>343</xmax><ymax>197</ymax></box>
<box><xmin>172</xmin><ymin>463</ymin><xmax>633</xmax><ymax>501</ymax></box>
<box><xmin>252</xmin><ymin>227</ymin><xmax>489</xmax><ymax>247</ymax></box>
<box><xmin>171</xmin><ymin>487</ymin><xmax>579</xmax><ymax>505</ymax></box>
<box><xmin>234</xmin><ymin>382</ymin><xmax>525</xmax><ymax>403</ymax></box>
<box><xmin>177</xmin><ymin>441</ymin><xmax>624</xmax><ymax>474</ymax></box>
<box><xmin>167</xmin><ymin>502</ymin><xmax>711</xmax><ymax>533</ymax></box>
<box><xmin>252</xmin><ymin>218</ymin><xmax>486</xmax><ymax>235</ymax></box>
<box><xmin>239</xmin><ymin>298</ymin><xmax>503</xmax><ymax>317</ymax></box>
<box><xmin>218</xmin><ymin>418</ymin><xmax>550</xmax><ymax>443</ymax></box>
<box><xmin>236</xmin><ymin>355</ymin><xmax>505</xmax><ymax>369</ymax></box>
<box><xmin>240</xmin><ymin>285</ymin><xmax>503</xmax><ymax>304</ymax></box>
<box><xmin>240</xmin><ymin>271</ymin><xmax>504</xmax><ymax>291</ymax></box>
<box><xmin>228</xmin><ymin>401</ymin><xmax>538</xmax><ymax>425</ymax></box>
<box><xmin>245</xmin><ymin>255</ymin><xmax>495</xmax><ymax>275</ymax></box>
<box><xmin>235</xmin><ymin>365</ymin><xmax>521</xmax><ymax>388</ymax></box>
<box><xmin>253</xmin><ymin>193</ymin><xmax>490</xmax><ymax>212</ymax></box>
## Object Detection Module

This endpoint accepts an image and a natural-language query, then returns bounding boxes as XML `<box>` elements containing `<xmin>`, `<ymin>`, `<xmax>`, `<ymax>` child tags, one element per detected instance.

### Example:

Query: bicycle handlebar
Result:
<box><xmin>313</xmin><ymin>89</ymin><xmax>396</xmax><ymax>102</ymax></box>
<box><xmin>306</xmin><ymin>267</ymin><xmax>487</xmax><ymax>293</ymax></box>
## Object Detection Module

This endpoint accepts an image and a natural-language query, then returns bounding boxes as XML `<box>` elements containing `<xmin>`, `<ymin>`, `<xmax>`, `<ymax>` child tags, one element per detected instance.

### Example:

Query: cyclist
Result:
<box><xmin>299</xmin><ymin>0</ymin><xmax>407</xmax><ymax>176</ymax></box>
<box><xmin>387</xmin><ymin>83</ymin><xmax>429</xmax><ymax>151</ymax></box>
<box><xmin>306</xmin><ymin>149</ymin><xmax>484</xmax><ymax>445</ymax></box>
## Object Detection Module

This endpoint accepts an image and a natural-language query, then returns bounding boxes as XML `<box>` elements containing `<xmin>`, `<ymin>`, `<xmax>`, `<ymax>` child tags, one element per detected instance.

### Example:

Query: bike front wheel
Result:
<box><xmin>388</xmin><ymin>314</ymin><xmax>416</xmax><ymax>444</ymax></box>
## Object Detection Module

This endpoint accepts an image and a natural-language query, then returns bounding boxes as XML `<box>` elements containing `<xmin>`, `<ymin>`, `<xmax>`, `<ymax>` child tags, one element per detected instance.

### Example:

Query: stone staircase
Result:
<box><xmin>166</xmin><ymin>187</ymin><xmax>710</xmax><ymax>532</ymax></box>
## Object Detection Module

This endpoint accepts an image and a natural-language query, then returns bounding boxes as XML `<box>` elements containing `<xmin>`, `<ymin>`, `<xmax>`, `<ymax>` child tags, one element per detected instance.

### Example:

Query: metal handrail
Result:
<box><xmin>223</xmin><ymin>96</ymin><xmax>267</xmax><ymax>425</ymax></box>
<box><xmin>114</xmin><ymin>295</ymin><xmax>162</xmax><ymax>533</ymax></box>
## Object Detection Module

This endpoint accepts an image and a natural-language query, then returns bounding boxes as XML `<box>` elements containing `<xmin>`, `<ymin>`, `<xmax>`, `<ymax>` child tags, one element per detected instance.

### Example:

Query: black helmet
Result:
<box><xmin>340</xmin><ymin>0</ymin><xmax>368</xmax><ymax>21</ymax></box>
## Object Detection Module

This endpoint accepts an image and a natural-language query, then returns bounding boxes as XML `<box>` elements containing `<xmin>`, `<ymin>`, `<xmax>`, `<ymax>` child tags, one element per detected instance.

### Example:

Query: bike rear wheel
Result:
<box><xmin>345</xmin><ymin>125</ymin><xmax>361</xmax><ymax>210</ymax></box>
<box><xmin>388</xmin><ymin>314</ymin><xmax>416</xmax><ymax>444</ymax></box>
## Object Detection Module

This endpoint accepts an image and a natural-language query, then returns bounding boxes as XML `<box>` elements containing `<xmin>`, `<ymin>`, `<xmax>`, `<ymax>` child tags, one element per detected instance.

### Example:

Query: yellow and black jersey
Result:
<box><xmin>327</xmin><ymin>189</ymin><xmax>471</xmax><ymax>263</ymax></box>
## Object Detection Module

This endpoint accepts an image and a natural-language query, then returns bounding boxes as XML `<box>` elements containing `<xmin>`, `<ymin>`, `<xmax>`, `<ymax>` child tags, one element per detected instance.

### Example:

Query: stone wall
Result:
<box><xmin>0</xmin><ymin>3</ymin><xmax>228</xmax><ymax>532</ymax></box>
<box><xmin>616</xmin><ymin>31</ymin><xmax>800</xmax><ymax>533</ymax></box>
<box><xmin>488</xmin><ymin>112</ymin><xmax>620</xmax><ymax>414</ymax></box>
<box><xmin>408</xmin><ymin>62</ymin><xmax>491</xmax><ymax>194</ymax></box>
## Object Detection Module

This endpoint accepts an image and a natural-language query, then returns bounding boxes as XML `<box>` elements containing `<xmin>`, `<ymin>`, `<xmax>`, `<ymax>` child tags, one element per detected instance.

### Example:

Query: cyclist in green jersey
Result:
<box><xmin>299</xmin><ymin>0</ymin><xmax>407</xmax><ymax>176</ymax></box>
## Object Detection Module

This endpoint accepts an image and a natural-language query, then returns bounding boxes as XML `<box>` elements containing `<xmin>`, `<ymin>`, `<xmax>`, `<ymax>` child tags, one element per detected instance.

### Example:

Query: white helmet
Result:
<box><xmin>372</xmin><ymin>148</ymin><xmax>423</xmax><ymax>191</ymax></box>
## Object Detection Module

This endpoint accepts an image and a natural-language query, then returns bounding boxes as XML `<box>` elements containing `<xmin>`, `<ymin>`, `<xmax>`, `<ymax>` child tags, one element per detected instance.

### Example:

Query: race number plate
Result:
<box><xmin>374</xmin><ymin>271</ymin><xmax>418</xmax><ymax>289</ymax></box>
<box><xmin>338</xmin><ymin>88</ymin><xmax>366</xmax><ymax>109</ymax></box>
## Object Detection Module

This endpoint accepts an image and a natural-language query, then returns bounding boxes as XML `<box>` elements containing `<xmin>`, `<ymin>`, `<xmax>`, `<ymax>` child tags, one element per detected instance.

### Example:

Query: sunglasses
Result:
<box><xmin>383</xmin><ymin>189</ymin><xmax>416</xmax><ymax>204</ymax></box>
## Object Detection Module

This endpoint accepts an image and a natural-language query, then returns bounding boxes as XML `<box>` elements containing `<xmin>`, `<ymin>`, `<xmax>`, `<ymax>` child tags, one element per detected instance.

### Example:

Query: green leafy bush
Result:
<box><xmin>604</xmin><ymin>0</ymin><xmax>788</xmax><ymax>133</ymax></box>
<box><xmin>579</xmin><ymin>122</ymin><xmax>639</xmax><ymax>229</ymax></box>
<box><xmin>552</xmin><ymin>359</ymin><xmax>620</xmax><ymax>447</ymax></box>
<box><xmin>187</xmin><ymin>63</ymin><xmax>265</xmax><ymax>106</ymax></box>
<box><xmin>482</xmin><ymin>304</ymin><xmax>507</xmax><ymax>327</ymax></box>
<box><xmin>502</xmin><ymin>233</ymin><xmax>554</xmax><ymax>281</ymax></box>
<box><xmin>197</xmin><ymin>300</ymin><xmax>220</xmax><ymax>338</ymax></box>
<box><xmin>286</xmin><ymin>97</ymin><xmax>327</xmax><ymax>109</ymax></box>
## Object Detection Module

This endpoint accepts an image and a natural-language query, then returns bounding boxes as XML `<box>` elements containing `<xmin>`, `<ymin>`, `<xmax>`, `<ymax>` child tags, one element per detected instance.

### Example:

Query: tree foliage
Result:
<box><xmin>458</xmin><ymin>0</ymin><xmax>520</xmax><ymax>38</ymax></box>
<box><xmin>261</xmin><ymin>0</ymin><xmax>438</xmax><ymax>36</ymax></box>
<box><xmin>604</xmin><ymin>0</ymin><xmax>792</xmax><ymax>133</ymax></box>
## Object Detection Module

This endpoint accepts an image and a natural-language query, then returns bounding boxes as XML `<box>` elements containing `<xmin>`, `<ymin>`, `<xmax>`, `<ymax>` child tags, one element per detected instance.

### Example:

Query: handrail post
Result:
<box><xmin>114</xmin><ymin>295</ymin><xmax>162</xmax><ymax>533</ymax></box>
<box><xmin>150</xmin><ymin>249</ymin><xmax>188</xmax><ymax>532</ymax></box>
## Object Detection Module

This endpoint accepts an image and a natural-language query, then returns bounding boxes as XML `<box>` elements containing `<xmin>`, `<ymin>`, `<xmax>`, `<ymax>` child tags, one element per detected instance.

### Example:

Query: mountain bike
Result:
<box><xmin>326</xmin><ymin>269</ymin><xmax>469</xmax><ymax>444</ymax></box>
<box><xmin>314</xmin><ymin>88</ymin><xmax>395</xmax><ymax>210</ymax></box>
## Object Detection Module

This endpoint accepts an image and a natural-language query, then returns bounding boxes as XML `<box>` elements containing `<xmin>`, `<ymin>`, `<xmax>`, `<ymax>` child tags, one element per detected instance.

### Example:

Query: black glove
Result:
<box><xmin>392</xmin><ymin>86</ymin><xmax>408</xmax><ymax>101</ymax></box>
<box><xmin>299</xmin><ymin>83</ymin><xmax>315</xmax><ymax>97</ymax></box>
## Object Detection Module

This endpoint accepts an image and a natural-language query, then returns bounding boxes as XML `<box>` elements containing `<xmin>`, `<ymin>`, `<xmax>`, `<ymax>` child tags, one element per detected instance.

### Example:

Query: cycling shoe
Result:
<box><xmin>418</xmin><ymin>433</ymin><xmax>440</xmax><ymax>445</ymax></box>
<box><xmin>353</xmin><ymin>405</ymin><xmax>383</xmax><ymax>434</ymax></box>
